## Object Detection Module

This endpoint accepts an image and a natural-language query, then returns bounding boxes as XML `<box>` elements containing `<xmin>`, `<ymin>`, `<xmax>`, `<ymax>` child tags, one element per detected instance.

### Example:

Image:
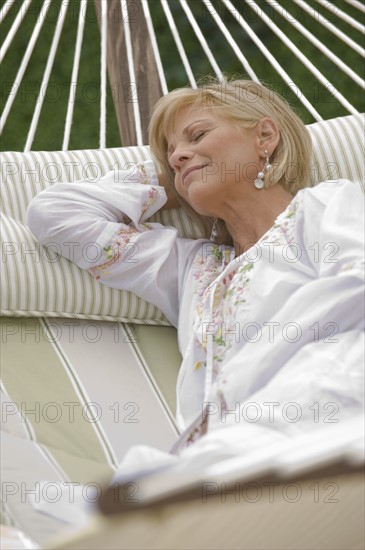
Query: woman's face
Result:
<box><xmin>167</xmin><ymin>107</ymin><xmax>261</xmax><ymax>216</ymax></box>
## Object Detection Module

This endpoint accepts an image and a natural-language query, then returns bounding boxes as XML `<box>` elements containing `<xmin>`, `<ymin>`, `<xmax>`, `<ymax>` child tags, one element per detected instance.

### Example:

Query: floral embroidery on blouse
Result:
<box><xmin>212</xmin><ymin>197</ymin><xmax>303</xmax><ymax>404</ymax></box>
<box><xmin>141</xmin><ymin>187</ymin><xmax>159</xmax><ymax>216</ymax></box>
<box><xmin>196</xmin><ymin>198</ymin><xmax>302</xmax><ymax>395</ymax></box>
<box><xmin>185</xmin><ymin>411</ymin><xmax>208</xmax><ymax>446</ymax></box>
<box><xmin>88</xmin><ymin>225</ymin><xmax>142</xmax><ymax>280</ymax></box>
<box><xmin>223</xmin><ymin>263</ymin><xmax>253</xmax><ymax>306</ymax></box>
<box><xmin>138</xmin><ymin>163</ymin><xmax>148</xmax><ymax>184</ymax></box>
<box><xmin>192</xmin><ymin>244</ymin><xmax>231</xmax><ymax>297</ymax></box>
<box><xmin>209</xmin><ymin>264</ymin><xmax>254</xmax><ymax>373</ymax></box>
<box><xmin>263</xmin><ymin>193</ymin><xmax>301</xmax><ymax>247</ymax></box>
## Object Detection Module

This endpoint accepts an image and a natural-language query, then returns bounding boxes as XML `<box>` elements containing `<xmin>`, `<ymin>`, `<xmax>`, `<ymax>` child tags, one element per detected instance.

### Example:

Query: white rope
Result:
<box><xmin>268</xmin><ymin>0</ymin><xmax>364</xmax><ymax>89</ymax></box>
<box><xmin>202</xmin><ymin>0</ymin><xmax>258</xmax><ymax>82</ymax></box>
<box><xmin>244</xmin><ymin>0</ymin><xmax>359</xmax><ymax>116</ymax></box>
<box><xmin>160</xmin><ymin>0</ymin><xmax>196</xmax><ymax>88</ymax></box>
<box><xmin>344</xmin><ymin>0</ymin><xmax>365</xmax><ymax>12</ymax></box>
<box><xmin>293</xmin><ymin>0</ymin><xmax>364</xmax><ymax>57</ymax></box>
<box><xmin>0</xmin><ymin>0</ymin><xmax>53</xmax><ymax>136</ymax></box>
<box><xmin>179</xmin><ymin>0</ymin><xmax>225</xmax><ymax>82</ymax></box>
<box><xmin>222</xmin><ymin>0</ymin><xmax>322</xmax><ymax>121</ymax></box>
<box><xmin>0</xmin><ymin>0</ymin><xmax>16</xmax><ymax>24</ymax></box>
<box><xmin>1</xmin><ymin>0</ymin><xmax>362</xmax><ymax>148</ymax></box>
<box><xmin>315</xmin><ymin>0</ymin><xmax>365</xmax><ymax>33</ymax></box>
<box><xmin>141</xmin><ymin>0</ymin><xmax>168</xmax><ymax>95</ymax></box>
<box><xmin>24</xmin><ymin>0</ymin><xmax>70</xmax><ymax>152</ymax></box>
<box><xmin>121</xmin><ymin>0</ymin><xmax>143</xmax><ymax>145</ymax></box>
<box><xmin>100</xmin><ymin>0</ymin><xmax>107</xmax><ymax>149</ymax></box>
<box><xmin>62</xmin><ymin>0</ymin><xmax>87</xmax><ymax>151</ymax></box>
<box><xmin>0</xmin><ymin>0</ymin><xmax>32</xmax><ymax>63</ymax></box>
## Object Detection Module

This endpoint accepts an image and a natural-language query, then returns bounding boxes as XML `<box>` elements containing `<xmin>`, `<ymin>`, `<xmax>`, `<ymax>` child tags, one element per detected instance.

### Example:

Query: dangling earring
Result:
<box><xmin>210</xmin><ymin>218</ymin><xmax>218</xmax><ymax>242</ymax></box>
<box><xmin>254</xmin><ymin>149</ymin><xmax>272</xmax><ymax>189</ymax></box>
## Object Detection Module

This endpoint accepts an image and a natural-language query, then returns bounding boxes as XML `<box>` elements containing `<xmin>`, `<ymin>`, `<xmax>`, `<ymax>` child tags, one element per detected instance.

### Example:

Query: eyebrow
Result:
<box><xmin>167</xmin><ymin>119</ymin><xmax>213</xmax><ymax>156</ymax></box>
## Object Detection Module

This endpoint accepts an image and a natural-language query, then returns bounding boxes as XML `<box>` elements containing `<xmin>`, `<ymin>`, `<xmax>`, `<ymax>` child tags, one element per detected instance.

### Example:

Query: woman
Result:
<box><xmin>27</xmin><ymin>80</ymin><xmax>364</xmax><ymax>461</ymax></box>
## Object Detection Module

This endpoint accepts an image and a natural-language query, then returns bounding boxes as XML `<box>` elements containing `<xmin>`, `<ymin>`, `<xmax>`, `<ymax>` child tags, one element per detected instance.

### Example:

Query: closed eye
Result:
<box><xmin>192</xmin><ymin>130</ymin><xmax>207</xmax><ymax>142</ymax></box>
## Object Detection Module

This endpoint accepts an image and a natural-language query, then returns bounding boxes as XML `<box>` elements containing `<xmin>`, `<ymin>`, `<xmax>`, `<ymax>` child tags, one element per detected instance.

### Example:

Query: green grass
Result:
<box><xmin>1</xmin><ymin>0</ymin><xmax>363</xmax><ymax>152</ymax></box>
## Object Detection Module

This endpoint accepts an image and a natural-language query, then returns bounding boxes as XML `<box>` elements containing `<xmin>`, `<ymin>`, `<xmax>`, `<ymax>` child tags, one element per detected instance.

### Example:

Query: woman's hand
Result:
<box><xmin>158</xmin><ymin>173</ymin><xmax>181</xmax><ymax>209</ymax></box>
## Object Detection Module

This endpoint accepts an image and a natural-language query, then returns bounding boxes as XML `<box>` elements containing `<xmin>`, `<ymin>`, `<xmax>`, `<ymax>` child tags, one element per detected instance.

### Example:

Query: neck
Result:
<box><xmin>222</xmin><ymin>185</ymin><xmax>293</xmax><ymax>257</ymax></box>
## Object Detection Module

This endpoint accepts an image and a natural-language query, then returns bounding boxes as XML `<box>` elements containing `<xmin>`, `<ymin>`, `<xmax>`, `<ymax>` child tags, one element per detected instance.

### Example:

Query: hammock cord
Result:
<box><xmin>245</xmin><ymin>0</ymin><xmax>359</xmax><ymax>116</ymax></box>
<box><xmin>268</xmin><ymin>0</ymin><xmax>364</xmax><ymax>89</ymax></box>
<box><xmin>224</xmin><ymin>0</ymin><xmax>322</xmax><ymax>120</ymax></box>
<box><xmin>141</xmin><ymin>0</ymin><xmax>169</xmax><ymax>95</ymax></box>
<box><xmin>0</xmin><ymin>0</ymin><xmax>53</xmax><ymax>135</ymax></box>
<box><xmin>179</xmin><ymin>0</ymin><xmax>225</xmax><ymax>82</ymax></box>
<box><xmin>316</xmin><ymin>0</ymin><xmax>365</xmax><ymax>33</ymax></box>
<box><xmin>0</xmin><ymin>0</ymin><xmax>16</xmax><ymax>25</ymax></box>
<box><xmin>62</xmin><ymin>0</ymin><xmax>87</xmax><ymax>151</ymax></box>
<box><xmin>100</xmin><ymin>0</ymin><xmax>107</xmax><ymax>149</ymax></box>
<box><xmin>24</xmin><ymin>0</ymin><xmax>70</xmax><ymax>152</ymax></box>
<box><xmin>294</xmin><ymin>0</ymin><xmax>364</xmax><ymax>56</ymax></box>
<box><xmin>0</xmin><ymin>0</ymin><xmax>32</xmax><ymax>63</ymax></box>
<box><xmin>0</xmin><ymin>0</ymin><xmax>363</xmax><ymax>151</ymax></box>
<box><xmin>203</xmin><ymin>0</ymin><xmax>258</xmax><ymax>82</ymax></box>
<box><xmin>161</xmin><ymin>0</ymin><xmax>197</xmax><ymax>88</ymax></box>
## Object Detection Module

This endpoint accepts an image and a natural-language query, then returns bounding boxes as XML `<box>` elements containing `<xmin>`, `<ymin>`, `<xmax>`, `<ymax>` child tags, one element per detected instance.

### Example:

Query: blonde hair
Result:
<box><xmin>148</xmin><ymin>79</ymin><xmax>312</xmax><ymax>245</ymax></box>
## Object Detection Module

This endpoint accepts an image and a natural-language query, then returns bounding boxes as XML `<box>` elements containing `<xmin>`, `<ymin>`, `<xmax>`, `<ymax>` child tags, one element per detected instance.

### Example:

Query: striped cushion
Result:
<box><xmin>307</xmin><ymin>113</ymin><xmax>364</xmax><ymax>185</ymax></box>
<box><xmin>1</xmin><ymin>114</ymin><xmax>364</xmax><ymax>323</ymax></box>
<box><xmin>1</xmin><ymin>147</ymin><xmax>200</xmax><ymax>323</ymax></box>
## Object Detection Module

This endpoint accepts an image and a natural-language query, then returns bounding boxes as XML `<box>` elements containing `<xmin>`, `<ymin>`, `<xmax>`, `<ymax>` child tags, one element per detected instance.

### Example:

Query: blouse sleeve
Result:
<box><xmin>216</xmin><ymin>179</ymin><xmax>364</xmax><ymax>430</ymax></box>
<box><xmin>26</xmin><ymin>160</ymin><xmax>201</xmax><ymax>327</ymax></box>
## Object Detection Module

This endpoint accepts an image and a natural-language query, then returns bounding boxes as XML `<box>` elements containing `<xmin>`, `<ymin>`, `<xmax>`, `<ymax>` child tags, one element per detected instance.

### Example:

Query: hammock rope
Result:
<box><xmin>293</xmin><ymin>0</ymin><xmax>365</xmax><ymax>57</ymax></box>
<box><xmin>141</xmin><ymin>0</ymin><xmax>169</xmax><ymax>95</ymax></box>
<box><xmin>246</xmin><ymin>0</ymin><xmax>359</xmax><ymax>117</ymax></box>
<box><xmin>62</xmin><ymin>0</ymin><xmax>87</xmax><ymax>151</ymax></box>
<box><xmin>269</xmin><ymin>0</ymin><xmax>364</xmax><ymax>89</ymax></box>
<box><xmin>0</xmin><ymin>0</ymin><xmax>32</xmax><ymax>63</ymax></box>
<box><xmin>203</xmin><ymin>0</ymin><xmax>258</xmax><ymax>81</ymax></box>
<box><xmin>180</xmin><ymin>0</ymin><xmax>224</xmax><ymax>81</ymax></box>
<box><xmin>24</xmin><ymin>0</ymin><xmax>70</xmax><ymax>152</ymax></box>
<box><xmin>0</xmin><ymin>0</ymin><xmax>17</xmax><ymax>25</ymax></box>
<box><xmin>316</xmin><ymin>0</ymin><xmax>365</xmax><ymax>32</ymax></box>
<box><xmin>161</xmin><ymin>0</ymin><xmax>197</xmax><ymax>88</ymax></box>
<box><xmin>100</xmin><ymin>0</ymin><xmax>107</xmax><ymax>149</ymax></box>
<box><xmin>0</xmin><ymin>0</ymin><xmax>363</xmax><ymax>151</ymax></box>
<box><xmin>0</xmin><ymin>0</ymin><xmax>53</xmax><ymax>135</ymax></box>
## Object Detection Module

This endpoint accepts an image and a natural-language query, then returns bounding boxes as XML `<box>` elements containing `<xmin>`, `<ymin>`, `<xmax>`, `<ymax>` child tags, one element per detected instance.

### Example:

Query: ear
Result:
<box><xmin>255</xmin><ymin>117</ymin><xmax>280</xmax><ymax>157</ymax></box>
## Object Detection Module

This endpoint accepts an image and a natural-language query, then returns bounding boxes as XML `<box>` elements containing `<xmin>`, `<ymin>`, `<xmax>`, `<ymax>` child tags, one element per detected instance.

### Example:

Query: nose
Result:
<box><xmin>169</xmin><ymin>145</ymin><xmax>193</xmax><ymax>171</ymax></box>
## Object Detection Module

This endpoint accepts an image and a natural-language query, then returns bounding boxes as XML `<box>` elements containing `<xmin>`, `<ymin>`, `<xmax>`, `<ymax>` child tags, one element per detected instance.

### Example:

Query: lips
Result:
<box><xmin>182</xmin><ymin>164</ymin><xmax>207</xmax><ymax>186</ymax></box>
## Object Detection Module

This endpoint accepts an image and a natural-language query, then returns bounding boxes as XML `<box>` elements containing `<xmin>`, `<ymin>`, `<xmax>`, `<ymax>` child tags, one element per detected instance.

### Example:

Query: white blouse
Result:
<box><xmin>27</xmin><ymin>161</ymin><xmax>364</xmax><ymax>462</ymax></box>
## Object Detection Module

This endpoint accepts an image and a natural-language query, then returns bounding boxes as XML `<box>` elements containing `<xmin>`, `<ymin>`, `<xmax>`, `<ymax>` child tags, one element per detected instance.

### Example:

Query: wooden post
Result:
<box><xmin>94</xmin><ymin>0</ymin><xmax>164</xmax><ymax>146</ymax></box>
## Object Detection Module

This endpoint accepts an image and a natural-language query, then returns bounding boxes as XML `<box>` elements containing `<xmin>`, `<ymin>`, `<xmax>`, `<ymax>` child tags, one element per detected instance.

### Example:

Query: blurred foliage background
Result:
<box><xmin>0</xmin><ymin>0</ymin><xmax>364</xmax><ymax>151</ymax></box>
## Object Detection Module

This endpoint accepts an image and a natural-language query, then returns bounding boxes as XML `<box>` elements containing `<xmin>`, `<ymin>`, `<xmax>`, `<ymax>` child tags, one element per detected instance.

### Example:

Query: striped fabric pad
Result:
<box><xmin>308</xmin><ymin>113</ymin><xmax>365</xmax><ymax>185</ymax></box>
<box><xmin>1</xmin><ymin>316</ymin><xmax>181</xmax><ymax>545</ymax></box>
<box><xmin>1</xmin><ymin>113</ymin><xmax>364</xmax><ymax>323</ymax></box>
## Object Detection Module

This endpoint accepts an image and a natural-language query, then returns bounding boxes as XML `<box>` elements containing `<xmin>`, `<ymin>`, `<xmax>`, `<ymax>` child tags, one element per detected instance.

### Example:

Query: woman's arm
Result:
<box><xmin>26</xmin><ymin>161</ymin><xmax>201</xmax><ymax>327</ymax></box>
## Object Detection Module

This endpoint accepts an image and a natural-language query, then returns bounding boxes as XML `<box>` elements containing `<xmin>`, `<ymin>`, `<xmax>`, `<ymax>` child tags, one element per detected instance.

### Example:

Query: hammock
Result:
<box><xmin>0</xmin><ymin>2</ymin><xmax>364</xmax><ymax>549</ymax></box>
